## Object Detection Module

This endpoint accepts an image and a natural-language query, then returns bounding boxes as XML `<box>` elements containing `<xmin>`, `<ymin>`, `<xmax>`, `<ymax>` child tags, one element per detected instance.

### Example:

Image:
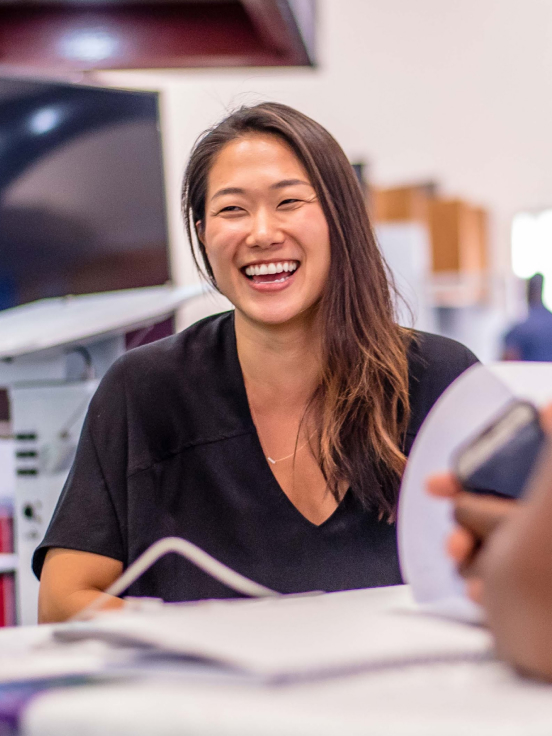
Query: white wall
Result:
<box><xmin>96</xmin><ymin>0</ymin><xmax>552</xmax><ymax>336</ymax></box>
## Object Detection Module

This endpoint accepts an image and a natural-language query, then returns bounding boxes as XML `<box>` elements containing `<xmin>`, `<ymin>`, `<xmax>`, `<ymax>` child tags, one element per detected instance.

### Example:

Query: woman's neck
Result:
<box><xmin>235</xmin><ymin>309</ymin><xmax>322</xmax><ymax>410</ymax></box>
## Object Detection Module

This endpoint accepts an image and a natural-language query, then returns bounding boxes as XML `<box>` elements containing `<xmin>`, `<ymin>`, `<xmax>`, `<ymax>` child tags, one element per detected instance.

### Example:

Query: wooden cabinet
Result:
<box><xmin>371</xmin><ymin>185</ymin><xmax>430</xmax><ymax>225</ymax></box>
<box><xmin>428</xmin><ymin>199</ymin><xmax>487</xmax><ymax>274</ymax></box>
<box><xmin>371</xmin><ymin>186</ymin><xmax>489</xmax><ymax>306</ymax></box>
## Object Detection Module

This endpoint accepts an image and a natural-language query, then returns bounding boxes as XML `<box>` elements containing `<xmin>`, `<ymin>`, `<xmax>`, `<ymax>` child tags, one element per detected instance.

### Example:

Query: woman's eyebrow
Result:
<box><xmin>270</xmin><ymin>179</ymin><xmax>311</xmax><ymax>190</ymax></box>
<box><xmin>210</xmin><ymin>186</ymin><xmax>245</xmax><ymax>201</ymax></box>
<box><xmin>210</xmin><ymin>179</ymin><xmax>311</xmax><ymax>202</ymax></box>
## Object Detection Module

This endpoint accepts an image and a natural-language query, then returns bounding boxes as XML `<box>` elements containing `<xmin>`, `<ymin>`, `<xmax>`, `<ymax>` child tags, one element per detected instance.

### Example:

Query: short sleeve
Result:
<box><xmin>32</xmin><ymin>359</ymin><xmax>129</xmax><ymax>580</ymax></box>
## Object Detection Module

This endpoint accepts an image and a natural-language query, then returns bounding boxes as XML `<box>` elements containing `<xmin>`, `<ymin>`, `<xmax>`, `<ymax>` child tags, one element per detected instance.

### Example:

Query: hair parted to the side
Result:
<box><xmin>182</xmin><ymin>102</ymin><xmax>412</xmax><ymax>516</ymax></box>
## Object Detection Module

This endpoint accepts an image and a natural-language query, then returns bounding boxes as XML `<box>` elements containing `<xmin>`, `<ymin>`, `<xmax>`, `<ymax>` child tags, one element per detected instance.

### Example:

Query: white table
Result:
<box><xmin>18</xmin><ymin>586</ymin><xmax>552</xmax><ymax>736</ymax></box>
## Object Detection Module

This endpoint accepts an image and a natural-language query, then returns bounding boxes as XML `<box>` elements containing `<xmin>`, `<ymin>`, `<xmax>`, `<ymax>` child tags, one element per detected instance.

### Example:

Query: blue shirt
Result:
<box><xmin>504</xmin><ymin>306</ymin><xmax>552</xmax><ymax>361</ymax></box>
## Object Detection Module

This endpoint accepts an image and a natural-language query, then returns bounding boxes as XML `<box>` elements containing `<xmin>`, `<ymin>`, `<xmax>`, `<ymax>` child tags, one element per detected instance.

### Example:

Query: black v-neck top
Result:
<box><xmin>33</xmin><ymin>312</ymin><xmax>477</xmax><ymax>600</ymax></box>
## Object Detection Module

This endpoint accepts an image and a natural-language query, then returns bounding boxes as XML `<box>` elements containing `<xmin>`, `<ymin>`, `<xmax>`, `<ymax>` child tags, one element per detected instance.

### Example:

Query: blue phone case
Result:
<box><xmin>454</xmin><ymin>402</ymin><xmax>546</xmax><ymax>500</ymax></box>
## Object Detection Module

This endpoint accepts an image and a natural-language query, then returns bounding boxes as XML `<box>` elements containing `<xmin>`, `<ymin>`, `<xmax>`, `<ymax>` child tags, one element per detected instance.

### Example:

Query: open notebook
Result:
<box><xmin>49</xmin><ymin>586</ymin><xmax>493</xmax><ymax>684</ymax></box>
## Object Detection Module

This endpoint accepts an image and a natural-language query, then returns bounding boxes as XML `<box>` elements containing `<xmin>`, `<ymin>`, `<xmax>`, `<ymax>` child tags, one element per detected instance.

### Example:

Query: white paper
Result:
<box><xmin>53</xmin><ymin>587</ymin><xmax>492</xmax><ymax>681</ymax></box>
<box><xmin>398</xmin><ymin>361</ymin><xmax>552</xmax><ymax>621</ymax></box>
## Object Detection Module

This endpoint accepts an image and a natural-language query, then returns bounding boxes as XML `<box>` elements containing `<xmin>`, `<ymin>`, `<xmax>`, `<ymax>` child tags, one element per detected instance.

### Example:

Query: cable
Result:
<box><xmin>67</xmin><ymin>346</ymin><xmax>95</xmax><ymax>380</ymax></box>
<box><xmin>56</xmin><ymin>395</ymin><xmax>93</xmax><ymax>441</ymax></box>
<box><xmin>72</xmin><ymin>536</ymin><xmax>280</xmax><ymax>621</ymax></box>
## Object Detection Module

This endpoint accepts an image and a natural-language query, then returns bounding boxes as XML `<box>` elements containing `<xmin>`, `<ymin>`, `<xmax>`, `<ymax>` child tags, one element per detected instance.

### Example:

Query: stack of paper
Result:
<box><xmin>51</xmin><ymin>587</ymin><xmax>493</xmax><ymax>684</ymax></box>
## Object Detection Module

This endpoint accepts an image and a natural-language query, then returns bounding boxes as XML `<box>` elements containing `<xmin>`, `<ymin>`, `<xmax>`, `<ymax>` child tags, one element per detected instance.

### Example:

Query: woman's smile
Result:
<box><xmin>241</xmin><ymin>258</ymin><xmax>300</xmax><ymax>291</ymax></box>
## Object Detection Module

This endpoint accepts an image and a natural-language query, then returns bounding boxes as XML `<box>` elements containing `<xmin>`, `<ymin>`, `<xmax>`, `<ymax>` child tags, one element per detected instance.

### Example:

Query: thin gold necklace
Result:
<box><xmin>250</xmin><ymin>405</ymin><xmax>313</xmax><ymax>465</ymax></box>
<box><xmin>266</xmin><ymin>438</ymin><xmax>311</xmax><ymax>465</ymax></box>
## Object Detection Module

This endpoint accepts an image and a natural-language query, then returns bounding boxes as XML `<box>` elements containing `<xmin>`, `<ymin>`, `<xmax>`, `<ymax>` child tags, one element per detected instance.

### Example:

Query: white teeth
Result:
<box><xmin>244</xmin><ymin>261</ymin><xmax>299</xmax><ymax>277</ymax></box>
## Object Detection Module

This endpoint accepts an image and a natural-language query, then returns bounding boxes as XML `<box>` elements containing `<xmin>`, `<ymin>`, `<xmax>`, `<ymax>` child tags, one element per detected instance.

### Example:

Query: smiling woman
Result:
<box><xmin>197</xmin><ymin>134</ymin><xmax>331</xmax><ymax>328</ymax></box>
<box><xmin>34</xmin><ymin>103</ymin><xmax>479</xmax><ymax>622</ymax></box>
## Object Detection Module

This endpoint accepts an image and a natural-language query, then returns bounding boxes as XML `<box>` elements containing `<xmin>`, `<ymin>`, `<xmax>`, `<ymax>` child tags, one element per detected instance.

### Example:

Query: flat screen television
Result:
<box><xmin>0</xmin><ymin>77</ymin><xmax>170</xmax><ymax>312</ymax></box>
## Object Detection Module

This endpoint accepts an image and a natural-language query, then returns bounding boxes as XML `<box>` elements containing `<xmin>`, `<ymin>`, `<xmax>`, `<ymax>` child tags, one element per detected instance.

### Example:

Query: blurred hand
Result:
<box><xmin>427</xmin><ymin>403</ymin><xmax>552</xmax><ymax>604</ymax></box>
<box><xmin>427</xmin><ymin>474</ymin><xmax>517</xmax><ymax>602</ymax></box>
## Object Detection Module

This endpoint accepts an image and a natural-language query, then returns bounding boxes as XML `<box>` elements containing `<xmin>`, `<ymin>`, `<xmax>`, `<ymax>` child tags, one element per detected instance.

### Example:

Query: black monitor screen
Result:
<box><xmin>0</xmin><ymin>78</ymin><xmax>170</xmax><ymax>311</ymax></box>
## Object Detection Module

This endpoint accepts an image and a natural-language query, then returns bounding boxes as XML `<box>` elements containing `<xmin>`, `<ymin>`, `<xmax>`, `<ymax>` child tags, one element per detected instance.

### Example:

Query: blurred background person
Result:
<box><xmin>502</xmin><ymin>273</ymin><xmax>552</xmax><ymax>361</ymax></box>
<box><xmin>428</xmin><ymin>404</ymin><xmax>552</xmax><ymax>681</ymax></box>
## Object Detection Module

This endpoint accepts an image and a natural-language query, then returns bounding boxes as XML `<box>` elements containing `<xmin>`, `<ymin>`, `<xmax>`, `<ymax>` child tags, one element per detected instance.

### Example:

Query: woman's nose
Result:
<box><xmin>245</xmin><ymin>209</ymin><xmax>283</xmax><ymax>249</ymax></box>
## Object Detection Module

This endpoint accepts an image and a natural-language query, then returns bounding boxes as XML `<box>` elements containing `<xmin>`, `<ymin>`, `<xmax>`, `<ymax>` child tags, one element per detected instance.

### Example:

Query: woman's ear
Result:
<box><xmin>195</xmin><ymin>220</ymin><xmax>204</xmax><ymax>243</ymax></box>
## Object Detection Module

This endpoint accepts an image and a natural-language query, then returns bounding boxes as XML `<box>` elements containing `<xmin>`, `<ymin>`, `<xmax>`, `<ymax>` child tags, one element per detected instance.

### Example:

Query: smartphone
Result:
<box><xmin>453</xmin><ymin>399</ymin><xmax>546</xmax><ymax>500</ymax></box>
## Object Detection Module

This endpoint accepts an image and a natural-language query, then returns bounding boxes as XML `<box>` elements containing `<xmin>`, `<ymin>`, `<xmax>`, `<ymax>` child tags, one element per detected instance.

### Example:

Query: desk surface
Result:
<box><xmin>19</xmin><ymin>586</ymin><xmax>552</xmax><ymax>736</ymax></box>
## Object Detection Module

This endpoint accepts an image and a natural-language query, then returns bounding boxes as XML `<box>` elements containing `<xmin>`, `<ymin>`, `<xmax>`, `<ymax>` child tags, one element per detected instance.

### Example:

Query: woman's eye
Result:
<box><xmin>278</xmin><ymin>198</ymin><xmax>301</xmax><ymax>207</ymax></box>
<box><xmin>219</xmin><ymin>205</ymin><xmax>243</xmax><ymax>214</ymax></box>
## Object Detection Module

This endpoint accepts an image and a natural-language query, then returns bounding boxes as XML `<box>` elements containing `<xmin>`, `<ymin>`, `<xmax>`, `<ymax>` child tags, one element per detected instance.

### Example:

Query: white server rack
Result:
<box><xmin>0</xmin><ymin>284</ymin><xmax>204</xmax><ymax>624</ymax></box>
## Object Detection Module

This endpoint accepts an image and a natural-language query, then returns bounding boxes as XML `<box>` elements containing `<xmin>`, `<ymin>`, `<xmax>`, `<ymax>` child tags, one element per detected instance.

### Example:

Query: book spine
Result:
<box><xmin>0</xmin><ymin>509</ymin><xmax>13</xmax><ymax>554</ymax></box>
<box><xmin>0</xmin><ymin>508</ymin><xmax>15</xmax><ymax>626</ymax></box>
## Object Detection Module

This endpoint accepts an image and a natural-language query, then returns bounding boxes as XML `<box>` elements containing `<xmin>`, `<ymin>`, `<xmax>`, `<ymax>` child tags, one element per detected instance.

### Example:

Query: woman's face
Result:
<box><xmin>201</xmin><ymin>134</ymin><xmax>330</xmax><ymax>328</ymax></box>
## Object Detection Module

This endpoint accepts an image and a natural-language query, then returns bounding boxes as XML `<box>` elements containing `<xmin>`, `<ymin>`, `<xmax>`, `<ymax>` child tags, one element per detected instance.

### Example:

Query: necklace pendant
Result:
<box><xmin>267</xmin><ymin>457</ymin><xmax>276</xmax><ymax>465</ymax></box>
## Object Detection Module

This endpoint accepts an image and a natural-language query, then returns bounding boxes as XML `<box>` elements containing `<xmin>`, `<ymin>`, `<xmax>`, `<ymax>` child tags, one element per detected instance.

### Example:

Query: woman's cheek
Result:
<box><xmin>204</xmin><ymin>229</ymin><xmax>234</xmax><ymax>263</ymax></box>
<box><xmin>295</xmin><ymin>210</ymin><xmax>330</xmax><ymax>248</ymax></box>
<box><xmin>208</xmin><ymin>222</ymin><xmax>246</xmax><ymax>254</ymax></box>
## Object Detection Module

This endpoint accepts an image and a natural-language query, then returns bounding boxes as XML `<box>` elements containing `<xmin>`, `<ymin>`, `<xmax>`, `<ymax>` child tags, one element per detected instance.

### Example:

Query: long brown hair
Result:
<box><xmin>182</xmin><ymin>102</ymin><xmax>411</xmax><ymax>516</ymax></box>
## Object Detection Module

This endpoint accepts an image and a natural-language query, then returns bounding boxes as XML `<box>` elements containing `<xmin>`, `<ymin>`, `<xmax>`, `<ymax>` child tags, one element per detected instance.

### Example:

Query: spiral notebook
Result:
<box><xmin>52</xmin><ymin>586</ymin><xmax>493</xmax><ymax>684</ymax></box>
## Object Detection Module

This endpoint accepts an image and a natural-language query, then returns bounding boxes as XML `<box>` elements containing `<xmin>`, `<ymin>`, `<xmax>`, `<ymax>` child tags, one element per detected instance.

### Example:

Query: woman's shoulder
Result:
<box><xmin>407</xmin><ymin>329</ymin><xmax>478</xmax><ymax>379</ymax></box>
<box><xmin>90</xmin><ymin>310</ymin><xmax>238</xmax><ymax>417</ymax></box>
<box><xmin>88</xmin><ymin>310</ymin><xmax>248</xmax><ymax>459</ymax></box>
<box><xmin>405</xmin><ymin>330</ymin><xmax>479</xmax><ymax>439</ymax></box>
<box><xmin>116</xmin><ymin>310</ymin><xmax>235</xmax><ymax>379</ymax></box>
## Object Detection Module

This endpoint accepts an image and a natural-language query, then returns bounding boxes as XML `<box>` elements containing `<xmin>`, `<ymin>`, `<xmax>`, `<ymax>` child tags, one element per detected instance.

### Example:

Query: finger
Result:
<box><xmin>540</xmin><ymin>404</ymin><xmax>552</xmax><ymax>434</ymax></box>
<box><xmin>466</xmin><ymin>577</ymin><xmax>484</xmax><ymax>605</ymax></box>
<box><xmin>447</xmin><ymin>527</ymin><xmax>476</xmax><ymax>564</ymax></box>
<box><xmin>454</xmin><ymin>493</ymin><xmax>516</xmax><ymax>540</ymax></box>
<box><xmin>427</xmin><ymin>473</ymin><xmax>463</xmax><ymax>498</ymax></box>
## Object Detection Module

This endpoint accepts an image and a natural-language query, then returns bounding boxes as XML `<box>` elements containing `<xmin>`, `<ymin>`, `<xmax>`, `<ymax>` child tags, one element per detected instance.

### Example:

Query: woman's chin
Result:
<box><xmin>236</xmin><ymin>303</ymin><xmax>316</xmax><ymax>329</ymax></box>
